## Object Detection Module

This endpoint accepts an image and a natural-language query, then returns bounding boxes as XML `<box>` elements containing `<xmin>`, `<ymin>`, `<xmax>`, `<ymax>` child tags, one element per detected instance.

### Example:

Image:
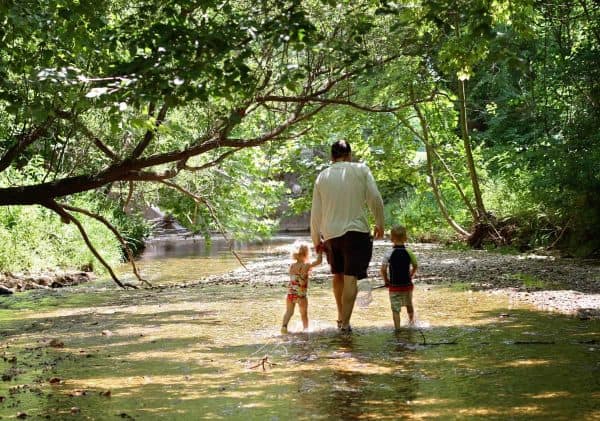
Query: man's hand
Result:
<box><xmin>373</xmin><ymin>225</ymin><xmax>384</xmax><ymax>240</ymax></box>
<box><xmin>315</xmin><ymin>242</ymin><xmax>325</xmax><ymax>254</ymax></box>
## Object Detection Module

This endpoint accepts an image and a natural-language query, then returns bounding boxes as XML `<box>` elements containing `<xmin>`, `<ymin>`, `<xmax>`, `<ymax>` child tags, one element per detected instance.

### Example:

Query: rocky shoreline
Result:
<box><xmin>0</xmin><ymin>271</ymin><xmax>94</xmax><ymax>295</ymax></box>
<box><xmin>197</xmin><ymin>241</ymin><xmax>600</xmax><ymax>319</ymax></box>
<box><xmin>2</xmin><ymin>241</ymin><xmax>598</xmax><ymax>319</ymax></box>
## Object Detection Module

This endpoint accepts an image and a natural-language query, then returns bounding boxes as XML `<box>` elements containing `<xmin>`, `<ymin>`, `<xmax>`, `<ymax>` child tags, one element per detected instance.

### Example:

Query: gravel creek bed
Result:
<box><xmin>194</xmin><ymin>242</ymin><xmax>600</xmax><ymax>319</ymax></box>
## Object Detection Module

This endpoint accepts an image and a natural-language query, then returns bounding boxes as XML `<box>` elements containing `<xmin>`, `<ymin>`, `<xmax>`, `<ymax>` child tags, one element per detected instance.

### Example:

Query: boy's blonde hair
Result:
<box><xmin>292</xmin><ymin>243</ymin><xmax>310</xmax><ymax>261</ymax></box>
<box><xmin>390</xmin><ymin>225</ymin><xmax>407</xmax><ymax>242</ymax></box>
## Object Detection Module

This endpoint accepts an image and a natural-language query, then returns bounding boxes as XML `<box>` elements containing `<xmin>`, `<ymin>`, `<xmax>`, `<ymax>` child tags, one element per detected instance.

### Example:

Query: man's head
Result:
<box><xmin>390</xmin><ymin>226</ymin><xmax>407</xmax><ymax>244</ymax></box>
<box><xmin>331</xmin><ymin>140</ymin><xmax>351</xmax><ymax>161</ymax></box>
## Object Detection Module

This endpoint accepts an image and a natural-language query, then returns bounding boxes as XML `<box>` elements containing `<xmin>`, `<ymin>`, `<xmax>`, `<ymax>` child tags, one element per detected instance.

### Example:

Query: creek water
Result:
<box><xmin>0</xmin><ymin>235</ymin><xmax>598</xmax><ymax>420</ymax></box>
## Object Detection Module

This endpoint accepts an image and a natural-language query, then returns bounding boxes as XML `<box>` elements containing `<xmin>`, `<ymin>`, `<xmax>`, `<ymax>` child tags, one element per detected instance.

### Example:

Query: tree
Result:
<box><xmin>0</xmin><ymin>1</ymin><xmax>433</xmax><ymax>286</ymax></box>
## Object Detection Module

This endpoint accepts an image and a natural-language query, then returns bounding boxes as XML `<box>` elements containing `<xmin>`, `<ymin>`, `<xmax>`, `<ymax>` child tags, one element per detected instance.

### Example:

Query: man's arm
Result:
<box><xmin>310</xmin><ymin>180</ymin><xmax>322</xmax><ymax>248</ymax></box>
<box><xmin>365</xmin><ymin>167</ymin><xmax>384</xmax><ymax>239</ymax></box>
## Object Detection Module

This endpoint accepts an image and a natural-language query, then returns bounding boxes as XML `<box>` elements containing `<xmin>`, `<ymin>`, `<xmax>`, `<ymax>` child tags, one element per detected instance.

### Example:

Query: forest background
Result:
<box><xmin>0</xmin><ymin>0</ymin><xmax>598</xmax><ymax>284</ymax></box>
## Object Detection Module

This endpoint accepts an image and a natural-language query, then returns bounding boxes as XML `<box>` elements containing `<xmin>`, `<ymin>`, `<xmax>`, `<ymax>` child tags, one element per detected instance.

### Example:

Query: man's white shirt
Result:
<box><xmin>310</xmin><ymin>161</ymin><xmax>384</xmax><ymax>246</ymax></box>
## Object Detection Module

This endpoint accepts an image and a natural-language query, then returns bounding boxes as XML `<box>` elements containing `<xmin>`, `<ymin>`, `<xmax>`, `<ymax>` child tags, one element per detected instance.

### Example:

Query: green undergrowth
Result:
<box><xmin>0</xmin><ymin>202</ymin><xmax>149</xmax><ymax>275</ymax></box>
<box><xmin>0</xmin><ymin>205</ymin><xmax>120</xmax><ymax>273</ymax></box>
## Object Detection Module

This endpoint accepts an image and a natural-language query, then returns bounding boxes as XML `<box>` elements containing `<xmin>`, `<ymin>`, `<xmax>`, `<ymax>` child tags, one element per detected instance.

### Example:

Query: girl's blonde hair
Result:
<box><xmin>292</xmin><ymin>243</ymin><xmax>310</xmax><ymax>261</ymax></box>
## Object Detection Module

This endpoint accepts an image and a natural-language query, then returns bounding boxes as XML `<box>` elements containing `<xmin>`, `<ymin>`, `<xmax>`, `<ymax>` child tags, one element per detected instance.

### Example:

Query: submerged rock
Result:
<box><xmin>0</xmin><ymin>285</ymin><xmax>14</xmax><ymax>295</ymax></box>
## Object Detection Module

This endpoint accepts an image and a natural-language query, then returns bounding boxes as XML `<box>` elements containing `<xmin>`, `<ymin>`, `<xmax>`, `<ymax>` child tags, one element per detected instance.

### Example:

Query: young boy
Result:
<box><xmin>380</xmin><ymin>226</ymin><xmax>418</xmax><ymax>330</ymax></box>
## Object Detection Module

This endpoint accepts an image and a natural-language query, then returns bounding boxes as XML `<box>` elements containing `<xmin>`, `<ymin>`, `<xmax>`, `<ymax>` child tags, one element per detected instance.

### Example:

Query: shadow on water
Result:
<box><xmin>1</xmin><ymin>280</ymin><xmax>598</xmax><ymax>420</ymax></box>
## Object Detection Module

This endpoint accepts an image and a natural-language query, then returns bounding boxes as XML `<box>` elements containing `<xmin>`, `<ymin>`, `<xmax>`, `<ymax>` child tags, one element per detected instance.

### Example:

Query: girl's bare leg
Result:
<box><xmin>298</xmin><ymin>298</ymin><xmax>309</xmax><ymax>330</ymax></box>
<box><xmin>282</xmin><ymin>299</ymin><xmax>295</xmax><ymax>330</ymax></box>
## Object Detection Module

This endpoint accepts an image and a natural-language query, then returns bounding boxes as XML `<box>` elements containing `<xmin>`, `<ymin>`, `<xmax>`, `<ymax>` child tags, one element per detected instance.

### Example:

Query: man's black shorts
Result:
<box><xmin>324</xmin><ymin>231</ymin><xmax>373</xmax><ymax>280</ymax></box>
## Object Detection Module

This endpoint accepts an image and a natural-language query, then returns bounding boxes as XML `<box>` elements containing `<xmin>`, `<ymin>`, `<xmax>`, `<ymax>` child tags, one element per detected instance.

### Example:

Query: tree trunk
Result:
<box><xmin>457</xmin><ymin>78</ymin><xmax>486</xmax><ymax>220</ymax></box>
<box><xmin>412</xmin><ymin>101</ymin><xmax>470</xmax><ymax>237</ymax></box>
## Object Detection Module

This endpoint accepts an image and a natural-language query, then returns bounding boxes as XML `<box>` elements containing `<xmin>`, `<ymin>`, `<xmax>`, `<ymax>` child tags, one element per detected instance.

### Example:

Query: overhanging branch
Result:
<box><xmin>60</xmin><ymin>203</ymin><xmax>151</xmax><ymax>287</ymax></box>
<box><xmin>41</xmin><ymin>200</ymin><xmax>133</xmax><ymax>289</ymax></box>
<box><xmin>159</xmin><ymin>180</ymin><xmax>249</xmax><ymax>271</ymax></box>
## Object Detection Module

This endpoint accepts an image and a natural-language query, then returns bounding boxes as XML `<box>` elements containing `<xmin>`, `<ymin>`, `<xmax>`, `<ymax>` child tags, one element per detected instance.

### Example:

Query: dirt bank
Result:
<box><xmin>0</xmin><ymin>271</ymin><xmax>94</xmax><ymax>294</ymax></box>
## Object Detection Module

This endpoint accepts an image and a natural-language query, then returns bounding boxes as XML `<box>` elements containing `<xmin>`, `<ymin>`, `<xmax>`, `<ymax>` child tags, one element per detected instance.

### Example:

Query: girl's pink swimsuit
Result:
<box><xmin>287</xmin><ymin>263</ymin><xmax>309</xmax><ymax>302</ymax></box>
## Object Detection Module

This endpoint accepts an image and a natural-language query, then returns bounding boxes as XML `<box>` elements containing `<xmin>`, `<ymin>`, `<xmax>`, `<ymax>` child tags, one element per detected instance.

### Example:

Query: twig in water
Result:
<box><xmin>417</xmin><ymin>328</ymin><xmax>457</xmax><ymax>346</ymax></box>
<box><xmin>418</xmin><ymin>328</ymin><xmax>427</xmax><ymax>345</ymax></box>
<box><xmin>249</xmin><ymin>355</ymin><xmax>277</xmax><ymax>371</ymax></box>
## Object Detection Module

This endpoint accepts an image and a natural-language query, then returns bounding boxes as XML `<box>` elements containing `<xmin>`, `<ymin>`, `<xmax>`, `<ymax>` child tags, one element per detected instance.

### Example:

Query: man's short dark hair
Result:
<box><xmin>331</xmin><ymin>140</ymin><xmax>351</xmax><ymax>160</ymax></box>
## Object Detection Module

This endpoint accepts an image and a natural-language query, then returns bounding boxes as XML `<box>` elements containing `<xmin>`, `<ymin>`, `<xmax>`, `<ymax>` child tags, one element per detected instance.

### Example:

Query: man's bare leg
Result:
<box><xmin>341</xmin><ymin>275</ymin><xmax>357</xmax><ymax>328</ymax></box>
<box><xmin>332</xmin><ymin>273</ymin><xmax>344</xmax><ymax>326</ymax></box>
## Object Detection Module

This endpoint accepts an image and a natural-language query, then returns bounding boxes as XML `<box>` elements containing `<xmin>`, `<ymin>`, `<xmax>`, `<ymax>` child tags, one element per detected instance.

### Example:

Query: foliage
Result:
<box><xmin>1</xmin><ymin>0</ymin><xmax>599</xmax><ymax>279</ymax></box>
<box><xmin>0</xmin><ymin>204</ymin><xmax>121</xmax><ymax>273</ymax></box>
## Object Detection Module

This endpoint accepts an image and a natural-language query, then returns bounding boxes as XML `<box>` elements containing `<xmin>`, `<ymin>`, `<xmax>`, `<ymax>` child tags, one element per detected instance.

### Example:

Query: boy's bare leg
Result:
<box><xmin>392</xmin><ymin>311</ymin><xmax>401</xmax><ymax>331</ymax></box>
<box><xmin>341</xmin><ymin>275</ymin><xmax>357</xmax><ymax>328</ymax></box>
<box><xmin>299</xmin><ymin>298</ymin><xmax>309</xmax><ymax>330</ymax></box>
<box><xmin>282</xmin><ymin>300</ymin><xmax>295</xmax><ymax>329</ymax></box>
<box><xmin>407</xmin><ymin>305</ymin><xmax>415</xmax><ymax>325</ymax></box>
<box><xmin>332</xmin><ymin>273</ymin><xmax>344</xmax><ymax>324</ymax></box>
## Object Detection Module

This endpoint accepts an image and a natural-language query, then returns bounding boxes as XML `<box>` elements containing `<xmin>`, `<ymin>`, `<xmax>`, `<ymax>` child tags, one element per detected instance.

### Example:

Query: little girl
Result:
<box><xmin>281</xmin><ymin>243</ymin><xmax>322</xmax><ymax>334</ymax></box>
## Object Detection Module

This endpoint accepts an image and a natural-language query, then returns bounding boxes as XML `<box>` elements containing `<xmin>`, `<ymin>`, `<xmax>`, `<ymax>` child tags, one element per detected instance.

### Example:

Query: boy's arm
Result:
<box><xmin>408</xmin><ymin>249</ymin><xmax>418</xmax><ymax>280</ymax></box>
<box><xmin>380</xmin><ymin>263</ymin><xmax>389</xmax><ymax>286</ymax></box>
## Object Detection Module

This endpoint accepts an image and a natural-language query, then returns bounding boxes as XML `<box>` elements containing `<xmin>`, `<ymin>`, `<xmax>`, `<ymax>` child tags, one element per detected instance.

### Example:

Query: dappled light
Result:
<box><xmin>1</xmin><ymin>244</ymin><xmax>598</xmax><ymax>419</ymax></box>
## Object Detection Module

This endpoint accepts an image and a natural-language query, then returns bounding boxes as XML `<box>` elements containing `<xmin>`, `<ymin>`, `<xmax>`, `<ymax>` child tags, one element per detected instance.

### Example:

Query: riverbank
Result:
<box><xmin>198</xmin><ymin>241</ymin><xmax>600</xmax><ymax>318</ymax></box>
<box><xmin>0</xmin><ymin>271</ymin><xmax>94</xmax><ymax>294</ymax></box>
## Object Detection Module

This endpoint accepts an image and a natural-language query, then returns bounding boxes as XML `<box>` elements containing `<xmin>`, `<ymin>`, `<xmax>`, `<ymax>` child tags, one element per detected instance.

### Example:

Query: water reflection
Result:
<box><xmin>132</xmin><ymin>234</ymin><xmax>307</xmax><ymax>284</ymax></box>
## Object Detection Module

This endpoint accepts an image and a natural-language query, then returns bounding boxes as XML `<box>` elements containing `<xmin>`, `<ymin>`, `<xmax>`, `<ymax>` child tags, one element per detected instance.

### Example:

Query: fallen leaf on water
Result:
<box><xmin>49</xmin><ymin>339</ymin><xmax>64</xmax><ymax>348</ymax></box>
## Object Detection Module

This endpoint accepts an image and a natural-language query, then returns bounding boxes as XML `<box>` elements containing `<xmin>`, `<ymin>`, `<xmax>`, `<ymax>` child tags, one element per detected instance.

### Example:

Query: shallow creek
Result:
<box><xmin>0</xmin><ymin>236</ymin><xmax>598</xmax><ymax>420</ymax></box>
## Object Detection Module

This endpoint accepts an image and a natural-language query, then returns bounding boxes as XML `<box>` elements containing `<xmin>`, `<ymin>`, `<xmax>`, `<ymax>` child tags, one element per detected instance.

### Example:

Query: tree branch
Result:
<box><xmin>159</xmin><ymin>180</ymin><xmax>249</xmax><ymax>271</ymax></box>
<box><xmin>60</xmin><ymin>203</ymin><xmax>151</xmax><ymax>287</ymax></box>
<box><xmin>42</xmin><ymin>200</ymin><xmax>132</xmax><ymax>289</ymax></box>
<box><xmin>131</xmin><ymin>103</ymin><xmax>169</xmax><ymax>159</ymax></box>
<box><xmin>255</xmin><ymin>93</ymin><xmax>435</xmax><ymax>113</ymax></box>
<box><xmin>0</xmin><ymin>118</ymin><xmax>55</xmax><ymax>173</ymax></box>
<box><xmin>54</xmin><ymin>110</ymin><xmax>119</xmax><ymax>161</ymax></box>
<box><xmin>183</xmin><ymin>148</ymin><xmax>243</xmax><ymax>171</ymax></box>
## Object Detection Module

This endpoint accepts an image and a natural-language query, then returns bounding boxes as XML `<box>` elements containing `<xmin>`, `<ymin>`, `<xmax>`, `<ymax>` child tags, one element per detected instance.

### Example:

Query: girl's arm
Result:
<box><xmin>309</xmin><ymin>252</ymin><xmax>323</xmax><ymax>268</ymax></box>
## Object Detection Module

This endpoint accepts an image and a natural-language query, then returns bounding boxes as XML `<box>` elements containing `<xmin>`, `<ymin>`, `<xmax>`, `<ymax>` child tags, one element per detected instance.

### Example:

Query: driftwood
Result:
<box><xmin>248</xmin><ymin>356</ymin><xmax>278</xmax><ymax>371</ymax></box>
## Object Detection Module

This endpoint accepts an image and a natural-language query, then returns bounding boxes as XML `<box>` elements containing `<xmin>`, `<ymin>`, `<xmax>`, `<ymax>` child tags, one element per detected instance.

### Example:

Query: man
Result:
<box><xmin>310</xmin><ymin>140</ymin><xmax>384</xmax><ymax>332</ymax></box>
